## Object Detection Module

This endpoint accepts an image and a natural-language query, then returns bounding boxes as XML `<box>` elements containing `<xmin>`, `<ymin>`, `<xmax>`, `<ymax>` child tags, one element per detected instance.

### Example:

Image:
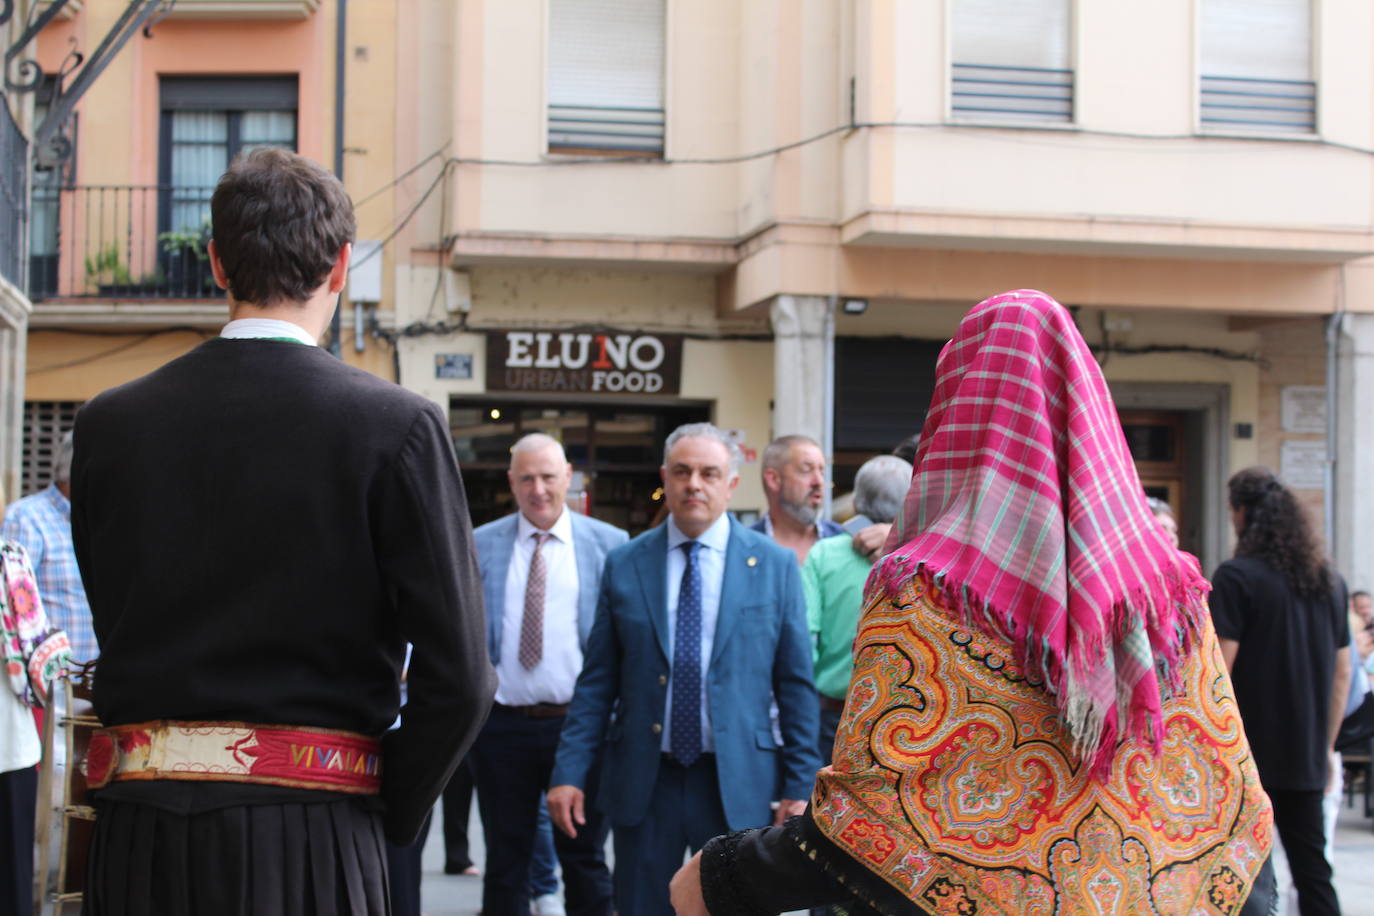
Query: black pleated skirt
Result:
<box><xmin>83</xmin><ymin>796</ymin><xmax>391</xmax><ymax>916</ymax></box>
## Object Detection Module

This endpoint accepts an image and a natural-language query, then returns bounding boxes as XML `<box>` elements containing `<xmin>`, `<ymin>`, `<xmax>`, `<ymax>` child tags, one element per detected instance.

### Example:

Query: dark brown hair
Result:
<box><xmin>210</xmin><ymin>148</ymin><xmax>356</xmax><ymax>306</ymax></box>
<box><xmin>1228</xmin><ymin>466</ymin><xmax>1333</xmax><ymax>600</ymax></box>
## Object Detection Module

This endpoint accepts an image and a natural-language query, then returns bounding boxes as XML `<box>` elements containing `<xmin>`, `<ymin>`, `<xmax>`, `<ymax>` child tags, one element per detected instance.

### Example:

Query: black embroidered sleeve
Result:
<box><xmin>698</xmin><ymin>819</ymin><xmax>878</xmax><ymax>915</ymax></box>
<box><xmin>701</xmin><ymin>829</ymin><xmax>771</xmax><ymax>916</ymax></box>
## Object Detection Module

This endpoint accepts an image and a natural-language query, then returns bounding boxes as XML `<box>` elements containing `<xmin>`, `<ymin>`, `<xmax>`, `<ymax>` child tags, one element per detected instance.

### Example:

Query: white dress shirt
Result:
<box><xmin>220</xmin><ymin>317</ymin><xmax>317</xmax><ymax>346</ymax></box>
<box><xmin>494</xmin><ymin>509</ymin><xmax>582</xmax><ymax>706</ymax></box>
<box><xmin>0</xmin><ymin>685</ymin><xmax>40</xmax><ymax>772</ymax></box>
<box><xmin>662</xmin><ymin>511</ymin><xmax>730</xmax><ymax>754</ymax></box>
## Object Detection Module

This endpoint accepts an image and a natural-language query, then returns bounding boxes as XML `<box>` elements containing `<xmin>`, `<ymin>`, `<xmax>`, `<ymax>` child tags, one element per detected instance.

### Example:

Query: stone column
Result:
<box><xmin>769</xmin><ymin>295</ymin><xmax>833</xmax><ymax>512</ymax></box>
<box><xmin>1335</xmin><ymin>313</ymin><xmax>1374</xmax><ymax>583</ymax></box>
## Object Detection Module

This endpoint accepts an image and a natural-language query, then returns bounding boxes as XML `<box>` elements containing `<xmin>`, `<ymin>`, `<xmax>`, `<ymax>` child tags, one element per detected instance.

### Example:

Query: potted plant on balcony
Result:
<box><xmin>85</xmin><ymin>243</ymin><xmax>133</xmax><ymax>297</ymax></box>
<box><xmin>157</xmin><ymin>220</ymin><xmax>214</xmax><ymax>297</ymax></box>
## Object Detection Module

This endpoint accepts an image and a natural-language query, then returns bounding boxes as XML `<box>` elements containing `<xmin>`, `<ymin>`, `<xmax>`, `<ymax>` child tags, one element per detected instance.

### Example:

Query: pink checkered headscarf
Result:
<box><xmin>876</xmin><ymin>290</ymin><xmax>1210</xmax><ymax>776</ymax></box>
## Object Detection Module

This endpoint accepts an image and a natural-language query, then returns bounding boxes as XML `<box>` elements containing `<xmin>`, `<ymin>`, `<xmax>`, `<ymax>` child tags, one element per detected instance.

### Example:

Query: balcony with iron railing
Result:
<box><xmin>0</xmin><ymin>104</ymin><xmax>26</xmax><ymax>293</ymax></box>
<box><xmin>29</xmin><ymin>184</ymin><xmax>219</xmax><ymax>302</ymax></box>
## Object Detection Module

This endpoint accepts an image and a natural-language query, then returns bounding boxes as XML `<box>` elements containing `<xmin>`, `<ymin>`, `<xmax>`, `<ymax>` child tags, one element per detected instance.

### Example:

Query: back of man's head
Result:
<box><xmin>210</xmin><ymin>148</ymin><xmax>356</xmax><ymax>307</ymax></box>
<box><xmin>852</xmin><ymin>455</ymin><xmax>912</xmax><ymax>525</ymax></box>
<box><xmin>761</xmin><ymin>435</ymin><xmax>819</xmax><ymax>476</ymax></box>
<box><xmin>54</xmin><ymin>430</ymin><xmax>75</xmax><ymax>484</ymax></box>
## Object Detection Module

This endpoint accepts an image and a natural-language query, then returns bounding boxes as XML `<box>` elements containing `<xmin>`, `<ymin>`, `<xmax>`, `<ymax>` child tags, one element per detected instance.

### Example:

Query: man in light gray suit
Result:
<box><xmin>470</xmin><ymin>434</ymin><xmax>628</xmax><ymax>916</ymax></box>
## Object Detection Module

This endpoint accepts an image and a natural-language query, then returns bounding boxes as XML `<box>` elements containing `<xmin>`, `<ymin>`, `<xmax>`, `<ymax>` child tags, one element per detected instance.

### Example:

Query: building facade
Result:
<box><xmin>0</xmin><ymin>2</ymin><xmax>40</xmax><ymax>502</ymax></box>
<box><xmin>18</xmin><ymin>0</ymin><xmax>394</xmax><ymax>489</ymax></box>
<box><xmin>15</xmin><ymin>0</ymin><xmax>1374</xmax><ymax>582</ymax></box>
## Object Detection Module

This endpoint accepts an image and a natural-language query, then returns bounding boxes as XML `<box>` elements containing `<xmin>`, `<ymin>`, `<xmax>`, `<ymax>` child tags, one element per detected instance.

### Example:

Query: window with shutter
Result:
<box><xmin>159</xmin><ymin>77</ymin><xmax>299</xmax><ymax>237</ymax></box>
<box><xmin>547</xmin><ymin>0</ymin><xmax>665</xmax><ymax>154</ymax></box>
<box><xmin>1200</xmin><ymin>0</ymin><xmax>1314</xmax><ymax>133</ymax></box>
<box><xmin>950</xmin><ymin>0</ymin><xmax>1073</xmax><ymax>124</ymax></box>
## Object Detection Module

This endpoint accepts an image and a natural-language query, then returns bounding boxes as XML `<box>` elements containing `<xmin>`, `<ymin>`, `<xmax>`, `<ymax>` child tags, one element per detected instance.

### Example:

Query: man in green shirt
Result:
<box><xmin>802</xmin><ymin>454</ymin><xmax>912</xmax><ymax>764</ymax></box>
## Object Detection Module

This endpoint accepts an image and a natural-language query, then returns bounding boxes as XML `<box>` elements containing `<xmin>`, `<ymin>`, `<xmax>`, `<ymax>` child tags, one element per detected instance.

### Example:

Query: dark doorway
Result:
<box><xmin>832</xmin><ymin>336</ymin><xmax>941</xmax><ymax>492</ymax></box>
<box><xmin>1118</xmin><ymin>408</ymin><xmax>1206</xmax><ymax>558</ymax></box>
<box><xmin>450</xmin><ymin>398</ymin><xmax>711</xmax><ymax>535</ymax></box>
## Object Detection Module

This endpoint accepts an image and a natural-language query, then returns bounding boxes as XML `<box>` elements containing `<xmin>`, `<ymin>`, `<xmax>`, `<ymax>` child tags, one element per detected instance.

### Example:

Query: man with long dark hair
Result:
<box><xmin>1212</xmin><ymin>467</ymin><xmax>1351</xmax><ymax>916</ymax></box>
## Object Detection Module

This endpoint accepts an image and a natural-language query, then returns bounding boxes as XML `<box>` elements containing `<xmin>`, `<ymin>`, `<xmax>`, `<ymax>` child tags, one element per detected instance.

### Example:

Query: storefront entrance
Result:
<box><xmin>450</xmin><ymin>398</ymin><xmax>711</xmax><ymax>534</ymax></box>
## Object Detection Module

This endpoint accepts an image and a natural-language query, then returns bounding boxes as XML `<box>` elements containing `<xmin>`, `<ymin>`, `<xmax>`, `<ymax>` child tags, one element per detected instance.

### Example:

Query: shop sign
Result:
<box><xmin>486</xmin><ymin>330</ymin><xmax>683</xmax><ymax>395</ymax></box>
<box><xmin>435</xmin><ymin>353</ymin><xmax>473</xmax><ymax>380</ymax></box>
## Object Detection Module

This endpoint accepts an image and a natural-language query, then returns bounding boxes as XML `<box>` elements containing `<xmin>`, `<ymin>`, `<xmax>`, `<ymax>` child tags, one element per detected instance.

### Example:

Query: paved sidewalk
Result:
<box><xmin>419</xmin><ymin>799</ymin><xmax>1374</xmax><ymax>915</ymax></box>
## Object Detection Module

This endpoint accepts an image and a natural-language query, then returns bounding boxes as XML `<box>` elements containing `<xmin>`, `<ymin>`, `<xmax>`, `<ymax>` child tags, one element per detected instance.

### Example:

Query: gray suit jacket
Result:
<box><xmin>473</xmin><ymin>511</ymin><xmax>629</xmax><ymax>661</ymax></box>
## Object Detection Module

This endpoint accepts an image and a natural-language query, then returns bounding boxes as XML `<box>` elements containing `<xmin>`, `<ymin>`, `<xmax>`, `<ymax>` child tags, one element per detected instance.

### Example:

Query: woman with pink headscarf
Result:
<box><xmin>671</xmin><ymin>290</ymin><xmax>1274</xmax><ymax>915</ymax></box>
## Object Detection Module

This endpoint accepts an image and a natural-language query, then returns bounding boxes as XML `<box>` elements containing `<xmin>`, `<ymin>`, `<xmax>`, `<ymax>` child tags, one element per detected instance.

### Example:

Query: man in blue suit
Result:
<box><xmin>549</xmin><ymin>422</ymin><xmax>820</xmax><ymax>916</ymax></box>
<box><xmin>470</xmin><ymin>433</ymin><xmax>628</xmax><ymax>916</ymax></box>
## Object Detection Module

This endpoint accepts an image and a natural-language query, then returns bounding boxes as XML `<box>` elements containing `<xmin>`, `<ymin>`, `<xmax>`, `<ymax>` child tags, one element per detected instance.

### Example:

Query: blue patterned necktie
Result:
<box><xmin>670</xmin><ymin>540</ymin><xmax>703</xmax><ymax>766</ymax></box>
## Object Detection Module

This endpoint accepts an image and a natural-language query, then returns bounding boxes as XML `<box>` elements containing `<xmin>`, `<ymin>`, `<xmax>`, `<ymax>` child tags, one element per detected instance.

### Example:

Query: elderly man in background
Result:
<box><xmin>2</xmin><ymin>432</ymin><xmax>94</xmax><ymax>665</ymax></box>
<box><xmin>470</xmin><ymin>433</ymin><xmax>626</xmax><ymax>916</ymax></box>
<box><xmin>803</xmin><ymin>455</ymin><xmax>911</xmax><ymax>766</ymax></box>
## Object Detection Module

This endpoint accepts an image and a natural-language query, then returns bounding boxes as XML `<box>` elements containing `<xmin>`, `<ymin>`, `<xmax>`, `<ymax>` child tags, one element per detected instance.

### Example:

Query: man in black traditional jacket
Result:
<box><xmin>70</xmin><ymin>148</ymin><xmax>496</xmax><ymax>916</ymax></box>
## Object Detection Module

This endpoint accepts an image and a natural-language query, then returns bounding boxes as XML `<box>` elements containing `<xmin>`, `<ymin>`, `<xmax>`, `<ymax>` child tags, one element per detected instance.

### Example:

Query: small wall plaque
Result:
<box><xmin>435</xmin><ymin>353</ymin><xmax>473</xmax><ymax>380</ymax></box>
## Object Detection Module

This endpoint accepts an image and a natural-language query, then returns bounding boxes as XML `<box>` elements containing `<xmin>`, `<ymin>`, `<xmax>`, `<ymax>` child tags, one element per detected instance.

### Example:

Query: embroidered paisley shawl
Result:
<box><xmin>810</xmin><ymin>576</ymin><xmax>1272</xmax><ymax>915</ymax></box>
<box><xmin>809</xmin><ymin>290</ymin><xmax>1271</xmax><ymax>913</ymax></box>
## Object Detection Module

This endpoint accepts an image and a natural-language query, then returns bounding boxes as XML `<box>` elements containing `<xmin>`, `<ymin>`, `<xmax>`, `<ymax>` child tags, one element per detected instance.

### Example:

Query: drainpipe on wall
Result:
<box><xmin>822</xmin><ymin>296</ymin><xmax>837</xmax><ymax>522</ymax></box>
<box><xmin>329</xmin><ymin>0</ymin><xmax>347</xmax><ymax>358</ymax></box>
<box><xmin>1325</xmin><ymin>309</ymin><xmax>1343</xmax><ymax>557</ymax></box>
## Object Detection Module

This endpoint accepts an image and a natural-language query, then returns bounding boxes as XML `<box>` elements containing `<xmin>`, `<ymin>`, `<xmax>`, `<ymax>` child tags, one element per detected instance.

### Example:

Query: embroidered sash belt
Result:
<box><xmin>85</xmin><ymin>721</ymin><xmax>383</xmax><ymax>794</ymax></box>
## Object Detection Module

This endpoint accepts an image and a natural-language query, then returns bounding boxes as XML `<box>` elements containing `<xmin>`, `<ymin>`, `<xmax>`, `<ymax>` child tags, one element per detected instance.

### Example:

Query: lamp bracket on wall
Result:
<box><xmin>8</xmin><ymin>0</ymin><xmax>174</xmax><ymax>166</ymax></box>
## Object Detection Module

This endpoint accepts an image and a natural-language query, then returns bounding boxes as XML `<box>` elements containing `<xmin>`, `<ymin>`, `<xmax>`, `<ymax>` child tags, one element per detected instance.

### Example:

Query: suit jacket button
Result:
<box><xmin>658</xmin><ymin>675</ymin><xmax>667</xmax><ymax>686</ymax></box>
<box><xmin>651</xmin><ymin>723</ymin><xmax>663</xmax><ymax>734</ymax></box>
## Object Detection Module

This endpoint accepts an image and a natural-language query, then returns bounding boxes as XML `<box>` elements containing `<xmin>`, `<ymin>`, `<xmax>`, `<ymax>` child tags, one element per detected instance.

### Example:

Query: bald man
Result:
<box><xmin>469</xmin><ymin>434</ymin><xmax>628</xmax><ymax>916</ymax></box>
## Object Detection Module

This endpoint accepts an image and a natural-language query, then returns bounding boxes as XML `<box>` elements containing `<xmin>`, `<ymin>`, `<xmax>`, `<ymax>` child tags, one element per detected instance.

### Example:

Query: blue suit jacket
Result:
<box><xmin>473</xmin><ymin>511</ymin><xmax>629</xmax><ymax>661</ymax></box>
<box><xmin>551</xmin><ymin>516</ymin><xmax>820</xmax><ymax>831</ymax></box>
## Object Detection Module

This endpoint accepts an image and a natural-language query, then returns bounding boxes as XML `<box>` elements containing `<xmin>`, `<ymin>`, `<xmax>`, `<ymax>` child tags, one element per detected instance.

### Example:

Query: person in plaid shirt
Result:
<box><xmin>1</xmin><ymin>431</ymin><xmax>94</xmax><ymax>663</ymax></box>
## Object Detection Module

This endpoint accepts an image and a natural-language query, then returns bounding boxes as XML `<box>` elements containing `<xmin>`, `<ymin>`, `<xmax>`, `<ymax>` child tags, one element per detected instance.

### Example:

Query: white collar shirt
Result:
<box><xmin>495</xmin><ymin>509</ymin><xmax>581</xmax><ymax>706</ymax></box>
<box><xmin>662</xmin><ymin>511</ymin><xmax>730</xmax><ymax>754</ymax></box>
<box><xmin>220</xmin><ymin>318</ymin><xmax>317</xmax><ymax>346</ymax></box>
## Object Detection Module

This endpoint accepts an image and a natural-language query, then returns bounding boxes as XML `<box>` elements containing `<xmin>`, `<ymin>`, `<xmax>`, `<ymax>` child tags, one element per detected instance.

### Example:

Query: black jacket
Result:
<box><xmin>72</xmin><ymin>337</ymin><xmax>496</xmax><ymax>844</ymax></box>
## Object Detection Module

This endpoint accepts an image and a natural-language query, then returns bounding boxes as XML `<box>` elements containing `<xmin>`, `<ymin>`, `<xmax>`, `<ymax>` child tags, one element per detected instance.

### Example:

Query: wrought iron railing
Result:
<box><xmin>28</xmin><ymin>184</ymin><xmax>219</xmax><ymax>301</ymax></box>
<box><xmin>951</xmin><ymin>63</ymin><xmax>1074</xmax><ymax>123</ymax></box>
<box><xmin>1200</xmin><ymin>75</ymin><xmax>1316</xmax><ymax>133</ymax></box>
<box><xmin>0</xmin><ymin>103</ymin><xmax>27</xmax><ymax>291</ymax></box>
<box><xmin>548</xmin><ymin>104</ymin><xmax>665</xmax><ymax>153</ymax></box>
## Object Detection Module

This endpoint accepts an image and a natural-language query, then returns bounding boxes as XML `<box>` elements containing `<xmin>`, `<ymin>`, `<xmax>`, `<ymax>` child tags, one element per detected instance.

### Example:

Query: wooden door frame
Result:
<box><xmin>1109</xmin><ymin>382</ymin><xmax>1230</xmax><ymax>575</ymax></box>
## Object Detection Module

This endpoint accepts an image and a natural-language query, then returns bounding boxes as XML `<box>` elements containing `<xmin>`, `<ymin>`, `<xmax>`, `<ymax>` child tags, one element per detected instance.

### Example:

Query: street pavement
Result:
<box><xmin>418</xmin><ymin>800</ymin><xmax>1374</xmax><ymax>915</ymax></box>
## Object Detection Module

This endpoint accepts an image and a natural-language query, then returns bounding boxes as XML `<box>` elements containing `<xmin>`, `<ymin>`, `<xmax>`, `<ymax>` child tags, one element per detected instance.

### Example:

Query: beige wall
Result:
<box><xmin>1255</xmin><ymin>319</ymin><xmax>1329</xmax><ymax>529</ymax></box>
<box><xmin>439</xmin><ymin>0</ymin><xmax>1374</xmax><ymax>275</ymax></box>
<box><xmin>24</xmin><ymin>330</ymin><xmax>209</xmax><ymax>400</ymax></box>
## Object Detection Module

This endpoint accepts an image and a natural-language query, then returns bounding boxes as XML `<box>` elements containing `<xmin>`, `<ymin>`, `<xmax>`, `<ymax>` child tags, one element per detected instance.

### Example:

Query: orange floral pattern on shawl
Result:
<box><xmin>810</xmin><ymin>575</ymin><xmax>1272</xmax><ymax>916</ymax></box>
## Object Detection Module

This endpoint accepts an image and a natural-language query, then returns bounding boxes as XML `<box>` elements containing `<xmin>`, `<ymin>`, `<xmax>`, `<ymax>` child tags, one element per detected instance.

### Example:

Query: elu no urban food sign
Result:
<box><xmin>486</xmin><ymin>330</ymin><xmax>683</xmax><ymax>395</ymax></box>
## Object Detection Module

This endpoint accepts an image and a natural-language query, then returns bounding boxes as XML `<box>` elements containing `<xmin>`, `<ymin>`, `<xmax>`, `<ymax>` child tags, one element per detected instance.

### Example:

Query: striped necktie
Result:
<box><xmin>518</xmin><ymin>532</ymin><xmax>552</xmax><ymax>670</ymax></box>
